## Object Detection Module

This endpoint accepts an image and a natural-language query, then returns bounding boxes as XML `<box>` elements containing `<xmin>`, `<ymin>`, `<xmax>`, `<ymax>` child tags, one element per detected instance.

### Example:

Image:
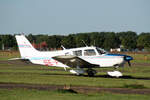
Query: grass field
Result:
<box><xmin>0</xmin><ymin>88</ymin><xmax>150</xmax><ymax>100</ymax></box>
<box><xmin>0</xmin><ymin>51</ymin><xmax>20</xmax><ymax>60</ymax></box>
<box><xmin>0</xmin><ymin>51</ymin><xmax>150</xmax><ymax>100</ymax></box>
<box><xmin>0</xmin><ymin>60</ymin><xmax>150</xmax><ymax>88</ymax></box>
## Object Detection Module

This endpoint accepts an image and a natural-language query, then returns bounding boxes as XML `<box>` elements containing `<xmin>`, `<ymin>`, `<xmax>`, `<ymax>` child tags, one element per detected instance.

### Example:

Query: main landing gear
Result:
<box><xmin>86</xmin><ymin>69</ymin><xmax>97</xmax><ymax>77</ymax></box>
<box><xmin>69</xmin><ymin>68</ymin><xmax>97</xmax><ymax>77</ymax></box>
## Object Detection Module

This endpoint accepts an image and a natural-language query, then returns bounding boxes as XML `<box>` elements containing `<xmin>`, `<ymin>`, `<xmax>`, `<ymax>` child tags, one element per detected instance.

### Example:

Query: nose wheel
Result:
<box><xmin>107</xmin><ymin>71</ymin><xmax>123</xmax><ymax>78</ymax></box>
<box><xmin>86</xmin><ymin>69</ymin><xmax>97</xmax><ymax>77</ymax></box>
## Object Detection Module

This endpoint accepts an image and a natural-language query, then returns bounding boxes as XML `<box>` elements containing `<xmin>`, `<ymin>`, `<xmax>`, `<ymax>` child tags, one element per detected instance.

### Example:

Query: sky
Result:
<box><xmin>0</xmin><ymin>0</ymin><xmax>150</xmax><ymax>35</ymax></box>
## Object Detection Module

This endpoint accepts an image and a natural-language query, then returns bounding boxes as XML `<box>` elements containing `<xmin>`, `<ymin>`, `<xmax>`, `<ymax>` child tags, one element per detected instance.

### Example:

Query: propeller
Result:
<box><xmin>124</xmin><ymin>55</ymin><xmax>133</xmax><ymax>67</ymax></box>
<box><xmin>127</xmin><ymin>60</ymin><xmax>131</xmax><ymax>67</ymax></box>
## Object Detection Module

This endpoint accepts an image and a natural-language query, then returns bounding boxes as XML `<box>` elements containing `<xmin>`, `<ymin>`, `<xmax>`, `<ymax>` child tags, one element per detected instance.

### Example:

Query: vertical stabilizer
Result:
<box><xmin>15</xmin><ymin>35</ymin><xmax>39</xmax><ymax>58</ymax></box>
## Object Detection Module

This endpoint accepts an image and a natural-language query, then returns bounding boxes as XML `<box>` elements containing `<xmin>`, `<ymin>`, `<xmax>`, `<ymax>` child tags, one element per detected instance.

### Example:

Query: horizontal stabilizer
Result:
<box><xmin>8</xmin><ymin>58</ymin><xmax>30</xmax><ymax>62</ymax></box>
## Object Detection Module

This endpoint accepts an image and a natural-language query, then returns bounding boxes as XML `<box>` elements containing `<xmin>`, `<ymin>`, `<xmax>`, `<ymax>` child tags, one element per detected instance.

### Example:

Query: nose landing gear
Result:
<box><xmin>107</xmin><ymin>71</ymin><xmax>123</xmax><ymax>78</ymax></box>
<box><xmin>106</xmin><ymin>65</ymin><xmax>123</xmax><ymax>78</ymax></box>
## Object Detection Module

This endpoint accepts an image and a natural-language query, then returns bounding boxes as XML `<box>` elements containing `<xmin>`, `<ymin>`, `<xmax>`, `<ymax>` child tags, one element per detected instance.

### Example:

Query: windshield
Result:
<box><xmin>96</xmin><ymin>47</ymin><xmax>107</xmax><ymax>55</ymax></box>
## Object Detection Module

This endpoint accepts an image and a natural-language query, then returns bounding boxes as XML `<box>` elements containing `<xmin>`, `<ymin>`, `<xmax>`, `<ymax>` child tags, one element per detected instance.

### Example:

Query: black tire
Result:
<box><xmin>87</xmin><ymin>69</ymin><xmax>96</xmax><ymax>77</ymax></box>
<box><xmin>88</xmin><ymin>72</ymin><xmax>94</xmax><ymax>77</ymax></box>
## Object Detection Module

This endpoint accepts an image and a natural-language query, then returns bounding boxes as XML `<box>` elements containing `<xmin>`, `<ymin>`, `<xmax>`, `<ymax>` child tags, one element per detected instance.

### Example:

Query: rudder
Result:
<box><xmin>15</xmin><ymin>35</ymin><xmax>39</xmax><ymax>58</ymax></box>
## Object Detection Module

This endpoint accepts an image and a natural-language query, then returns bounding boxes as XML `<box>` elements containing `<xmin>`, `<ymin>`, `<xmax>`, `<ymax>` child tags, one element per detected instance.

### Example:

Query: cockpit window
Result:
<box><xmin>96</xmin><ymin>47</ymin><xmax>107</xmax><ymax>55</ymax></box>
<box><xmin>73</xmin><ymin>50</ymin><xmax>82</xmax><ymax>56</ymax></box>
<box><xmin>84</xmin><ymin>49</ymin><xmax>96</xmax><ymax>56</ymax></box>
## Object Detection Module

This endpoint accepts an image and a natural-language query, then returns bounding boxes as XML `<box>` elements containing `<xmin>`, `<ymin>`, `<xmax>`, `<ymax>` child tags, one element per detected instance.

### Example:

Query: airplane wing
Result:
<box><xmin>52</xmin><ymin>55</ymin><xmax>99</xmax><ymax>68</ymax></box>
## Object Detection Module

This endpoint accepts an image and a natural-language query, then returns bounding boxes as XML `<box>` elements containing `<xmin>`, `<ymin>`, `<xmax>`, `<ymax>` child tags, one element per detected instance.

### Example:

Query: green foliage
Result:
<box><xmin>27</xmin><ymin>34</ymin><xmax>36</xmax><ymax>43</ymax></box>
<box><xmin>75</xmin><ymin>33</ymin><xmax>90</xmax><ymax>47</ymax></box>
<box><xmin>137</xmin><ymin>33</ymin><xmax>150</xmax><ymax>50</ymax></box>
<box><xmin>117</xmin><ymin>31</ymin><xmax>137</xmax><ymax>50</ymax></box>
<box><xmin>47</xmin><ymin>35</ymin><xmax>63</xmax><ymax>48</ymax></box>
<box><xmin>61</xmin><ymin>34</ymin><xmax>76</xmax><ymax>48</ymax></box>
<box><xmin>1</xmin><ymin>31</ymin><xmax>150</xmax><ymax>51</ymax></box>
<box><xmin>0</xmin><ymin>40</ymin><xmax>2</xmax><ymax>50</ymax></box>
<box><xmin>0</xmin><ymin>34</ymin><xmax>17</xmax><ymax>50</ymax></box>
<box><xmin>89</xmin><ymin>32</ymin><xmax>105</xmax><ymax>47</ymax></box>
<box><xmin>35</xmin><ymin>34</ymin><xmax>49</xmax><ymax>44</ymax></box>
<box><xmin>103</xmin><ymin>32</ymin><xmax>120</xmax><ymax>50</ymax></box>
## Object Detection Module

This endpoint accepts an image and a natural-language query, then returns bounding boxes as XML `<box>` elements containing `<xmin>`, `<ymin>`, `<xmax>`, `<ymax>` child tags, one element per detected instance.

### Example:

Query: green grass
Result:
<box><xmin>0</xmin><ymin>88</ymin><xmax>149</xmax><ymax>100</ymax></box>
<box><xmin>0</xmin><ymin>61</ymin><xmax>150</xmax><ymax>88</ymax></box>
<box><xmin>0</xmin><ymin>51</ymin><xmax>150</xmax><ymax>99</ymax></box>
<box><xmin>0</xmin><ymin>52</ymin><xmax>150</xmax><ymax>89</ymax></box>
<box><xmin>123</xmin><ymin>84</ymin><xmax>146</xmax><ymax>89</ymax></box>
<box><xmin>0</xmin><ymin>54</ymin><xmax>150</xmax><ymax>88</ymax></box>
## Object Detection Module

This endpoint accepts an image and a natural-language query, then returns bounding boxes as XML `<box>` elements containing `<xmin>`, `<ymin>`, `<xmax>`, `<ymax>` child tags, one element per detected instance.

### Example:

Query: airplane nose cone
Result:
<box><xmin>124</xmin><ymin>55</ymin><xmax>133</xmax><ymax>61</ymax></box>
<box><xmin>123</xmin><ymin>55</ymin><xmax>133</xmax><ymax>66</ymax></box>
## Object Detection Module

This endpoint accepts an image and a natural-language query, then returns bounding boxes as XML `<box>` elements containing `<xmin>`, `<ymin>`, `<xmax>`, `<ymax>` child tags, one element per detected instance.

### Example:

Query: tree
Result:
<box><xmin>0</xmin><ymin>36</ymin><xmax>2</xmax><ymax>50</ymax></box>
<box><xmin>137</xmin><ymin>33</ymin><xmax>150</xmax><ymax>50</ymax></box>
<box><xmin>103</xmin><ymin>32</ymin><xmax>120</xmax><ymax>50</ymax></box>
<box><xmin>61</xmin><ymin>34</ymin><xmax>76</xmax><ymax>48</ymax></box>
<box><xmin>75</xmin><ymin>33</ymin><xmax>90</xmax><ymax>47</ymax></box>
<box><xmin>27</xmin><ymin>34</ymin><xmax>36</xmax><ymax>43</ymax></box>
<box><xmin>35</xmin><ymin>35</ymin><xmax>49</xmax><ymax>44</ymax></box>
<box><xmin>1</xmin><ymin>35</ymin><xmax>16</xmax><ymax>50</ymax></box>
<box><xmin>47</xmin><ymin>35</ymin><xmax>63</xmax><ymax>48</ymax></box>
<box><xmin>117</xmin><ymin>31</ymin><xmax>137</xmax><ymax>50</ymax></box>
<box><xmin>89</xmin><ymin>32</ymin><xmax>105</xmax><ymax>47</ymax></box>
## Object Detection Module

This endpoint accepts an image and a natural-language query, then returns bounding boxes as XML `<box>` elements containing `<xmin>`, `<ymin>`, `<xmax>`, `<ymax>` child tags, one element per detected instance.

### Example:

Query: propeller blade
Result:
<box><xmin>127</xmin><ymin>61</ymin><xmax>131</xmax><ymax>67</ymax></box>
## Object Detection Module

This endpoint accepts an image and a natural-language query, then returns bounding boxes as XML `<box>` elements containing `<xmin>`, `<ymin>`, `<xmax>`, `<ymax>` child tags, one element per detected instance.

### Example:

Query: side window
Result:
<box><xmin>84</xmin><ymin>49</ymin><xmax>96</xmax><ymax>56</ymax></box>
<box><xmin>73</xmin><ymin>50</ymin><xmax>82</xmax><ymax>56</ymax></box>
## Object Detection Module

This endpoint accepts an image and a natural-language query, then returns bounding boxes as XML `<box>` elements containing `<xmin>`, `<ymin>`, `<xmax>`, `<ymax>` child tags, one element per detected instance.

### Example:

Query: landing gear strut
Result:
<box><xmin>86</xmin><ymin>69</ymin><xmax>97</xmax><ymax>77</ymax></box>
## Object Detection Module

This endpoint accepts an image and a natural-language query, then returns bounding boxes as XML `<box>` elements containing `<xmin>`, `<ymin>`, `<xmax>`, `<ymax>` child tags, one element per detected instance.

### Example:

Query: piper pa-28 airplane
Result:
<box><xmin>13</xmin><ymin>35</ymin><xmax>133</xmax><ymax>77</ymax></box>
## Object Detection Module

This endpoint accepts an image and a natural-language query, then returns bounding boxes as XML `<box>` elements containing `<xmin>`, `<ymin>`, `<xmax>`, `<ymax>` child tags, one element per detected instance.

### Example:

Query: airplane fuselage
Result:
<box><xmin>27</xmin><ymin>46</ymin><xmax>125</xmax><ymax>68</ymax></box>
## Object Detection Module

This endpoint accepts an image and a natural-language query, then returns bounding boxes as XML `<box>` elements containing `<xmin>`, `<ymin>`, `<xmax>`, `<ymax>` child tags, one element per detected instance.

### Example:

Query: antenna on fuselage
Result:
<box><xmin>61</xmin><ymin>45</ymin><xmax>66</xmax><ymax>50</ymax></box>
<box><xmin>82</xmin><ymin>40</ymin><xmax>88</xmax><ymax>47</ymax></box>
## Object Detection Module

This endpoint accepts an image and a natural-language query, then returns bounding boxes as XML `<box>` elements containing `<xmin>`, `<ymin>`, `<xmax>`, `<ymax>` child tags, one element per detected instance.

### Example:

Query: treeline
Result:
<box><xmin>0</xmin><ymin>31</ymin><xmax>150</xmax><ymax>51</ymax></box>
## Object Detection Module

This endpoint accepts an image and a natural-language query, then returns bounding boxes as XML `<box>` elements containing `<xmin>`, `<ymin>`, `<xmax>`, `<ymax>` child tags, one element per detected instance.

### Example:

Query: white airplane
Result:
<box><xmin>13</xmin><ymin>35</ymin><xmax>133</xmax><ymax>77</ymax></box>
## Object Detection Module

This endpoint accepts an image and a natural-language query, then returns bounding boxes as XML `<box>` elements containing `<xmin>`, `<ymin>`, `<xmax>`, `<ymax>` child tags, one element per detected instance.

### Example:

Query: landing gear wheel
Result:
<box><xmin>86</xmin><ymin>69</ymin><xmax>97</xmax><ymax>77</ymax></box>
<box><xmin>76</xmin><ymin>73</ymin><xmax>83</xmax><ymax>76</ymax></box>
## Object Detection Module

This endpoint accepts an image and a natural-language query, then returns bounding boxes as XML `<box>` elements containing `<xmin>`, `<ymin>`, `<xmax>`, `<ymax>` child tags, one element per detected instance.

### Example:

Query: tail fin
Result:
<box><xmin>15</xmin><ymin>35</ymin><xmax>39</xmax><ymax>58</ymax></box>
